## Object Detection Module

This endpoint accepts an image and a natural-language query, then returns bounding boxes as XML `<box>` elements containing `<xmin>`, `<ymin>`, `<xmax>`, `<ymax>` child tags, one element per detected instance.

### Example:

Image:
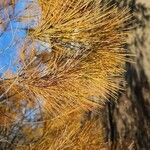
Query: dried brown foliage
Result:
<box><xmin>0</xmin><ymin>0</ymin><xmax>132</xmax><ymax>149</ymax></box>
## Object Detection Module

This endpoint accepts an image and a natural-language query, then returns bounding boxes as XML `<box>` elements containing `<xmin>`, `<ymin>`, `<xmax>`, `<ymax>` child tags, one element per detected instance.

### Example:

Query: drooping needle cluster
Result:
<box><xmin>0</xmin><ymin>0</ymin><xmax>131</xmax><ymax>149</ymax></box>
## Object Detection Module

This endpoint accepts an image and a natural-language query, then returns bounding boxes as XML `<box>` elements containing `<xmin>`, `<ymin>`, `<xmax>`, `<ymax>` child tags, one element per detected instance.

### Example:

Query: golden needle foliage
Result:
<box><xmin>0</xmin><ymin>0</ymin><xmax>132</xmax><ymax>149</ymax></box>
<box><xmin>11</xmin><ymin>0</ymin><xmax>131</xmax><ymax>117</ymax></box>
<box><xmin>17</xmin><ymin>113</ymin><xmax>106</xmax><ymax>150</ymax></box>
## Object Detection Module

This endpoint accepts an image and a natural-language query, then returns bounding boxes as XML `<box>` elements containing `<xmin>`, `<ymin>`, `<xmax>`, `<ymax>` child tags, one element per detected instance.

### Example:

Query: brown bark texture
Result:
<box><xmin>103</xmin><ymin>0</ymin><xmax>150</xmax><ymax>149</ymax></box>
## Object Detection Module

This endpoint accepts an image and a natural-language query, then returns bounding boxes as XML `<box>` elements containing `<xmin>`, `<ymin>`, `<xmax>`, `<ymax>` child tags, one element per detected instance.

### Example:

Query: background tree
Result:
<box><xmin>102</xmin><ymin>0</ymin><xmax>150</xmax><ymax>149</ymax></box>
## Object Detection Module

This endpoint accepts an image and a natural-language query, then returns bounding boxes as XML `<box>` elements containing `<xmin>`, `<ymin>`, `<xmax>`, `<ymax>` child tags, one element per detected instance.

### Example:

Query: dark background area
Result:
<box><xmin>102</xmin><ymin>0</ymin><xmax>150</xmax><ymax>149</ymax></box>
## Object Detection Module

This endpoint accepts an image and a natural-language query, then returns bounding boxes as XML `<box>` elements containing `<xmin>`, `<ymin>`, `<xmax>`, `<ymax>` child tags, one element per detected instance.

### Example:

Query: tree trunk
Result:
<box><xmin>104</xmin><ymin>0</ymin><xmax>150</xmax><ymax>149</ymax></box>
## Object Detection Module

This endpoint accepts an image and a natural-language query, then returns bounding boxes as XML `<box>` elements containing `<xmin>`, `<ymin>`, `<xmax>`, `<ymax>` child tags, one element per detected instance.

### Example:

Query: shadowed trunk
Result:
<box><xmin>104</xmin><ymin>0</ymin><xmax>150</xmax><ymax>149</ymax></box>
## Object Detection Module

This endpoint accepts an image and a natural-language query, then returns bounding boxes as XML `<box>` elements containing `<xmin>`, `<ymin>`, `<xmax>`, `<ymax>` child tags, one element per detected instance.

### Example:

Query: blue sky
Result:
<box><xmin>0</xmin><ymin>0</ymin><xmax>42</xmax><ymax>119</ymax></box>
<box><xmin>0</xmin><ymin>0</ymin><xmax>30</xmax><ymax>75</ymax></box>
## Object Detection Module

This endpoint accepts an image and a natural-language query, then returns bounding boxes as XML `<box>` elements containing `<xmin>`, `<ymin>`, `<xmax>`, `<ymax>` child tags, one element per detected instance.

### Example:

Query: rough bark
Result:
<box><xmin>104</xmin><ymin>0</ymin><xmax>150</xmax><ymax>149</ymax></box>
